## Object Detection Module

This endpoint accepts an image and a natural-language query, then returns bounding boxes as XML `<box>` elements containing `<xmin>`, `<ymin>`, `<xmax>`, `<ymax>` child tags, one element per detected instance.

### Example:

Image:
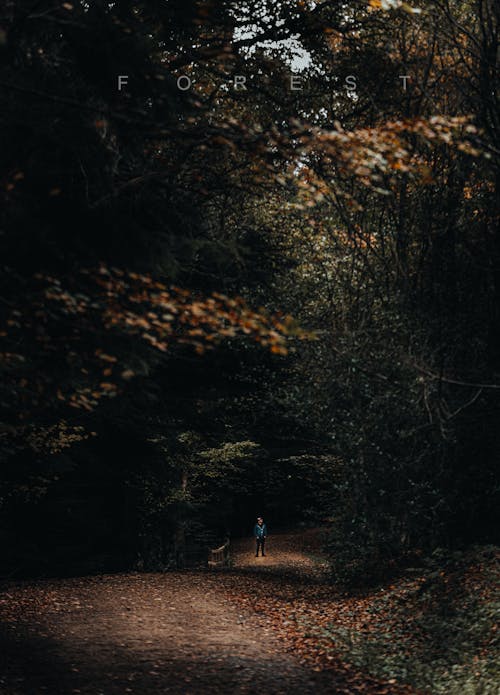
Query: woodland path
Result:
<box><xmin>0</xmin><ymin>530</ymin><xmax>347</xmax><ymax>695</ymax></box>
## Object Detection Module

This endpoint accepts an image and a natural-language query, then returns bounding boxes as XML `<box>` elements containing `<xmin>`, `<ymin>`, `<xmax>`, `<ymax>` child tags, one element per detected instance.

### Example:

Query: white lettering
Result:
<box><xmin>234</xmin><ymin>75</ymin><xmax>247</xmax><ymax>91</ymax></box>
<box><xmin>345</xmin><ymin>75</ymin><xmax>357</xmax><ymax>92</ymax></box>
<box><xmin>177</xmin><ymin>75</ymin><xmax>192</xmax><ymax>91</ymax></box>
<box><xmin>399</xmin><ymin>75</ymin><xmax>410</xmax><ymax>91</ymax></box>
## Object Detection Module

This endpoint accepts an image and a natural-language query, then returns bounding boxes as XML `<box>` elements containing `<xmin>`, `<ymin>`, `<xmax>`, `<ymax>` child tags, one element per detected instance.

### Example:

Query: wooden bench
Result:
<box><xmin>208</xmin><ymin>539</ymin><xmax>230</xmax><ymax>568</ymax></box>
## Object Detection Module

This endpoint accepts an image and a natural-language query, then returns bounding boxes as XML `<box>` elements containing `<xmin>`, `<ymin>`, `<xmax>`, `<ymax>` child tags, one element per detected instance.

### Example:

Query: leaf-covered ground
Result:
<box><xmin>0</xmin><ymin>530</ymin><xmax>497</xmax><ymax>694</ymax></box>
<box><xmin>224</xmin><ymin>530</ymin><xmax>499</xmax><ymax>694</ymax></box>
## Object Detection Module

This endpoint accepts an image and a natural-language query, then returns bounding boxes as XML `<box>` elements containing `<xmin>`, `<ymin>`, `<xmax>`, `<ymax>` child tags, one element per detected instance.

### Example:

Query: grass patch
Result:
<box><xmin>320</xmin><ymin>546</ymin><xmax>499</xmax><ymax>693</ymax></box>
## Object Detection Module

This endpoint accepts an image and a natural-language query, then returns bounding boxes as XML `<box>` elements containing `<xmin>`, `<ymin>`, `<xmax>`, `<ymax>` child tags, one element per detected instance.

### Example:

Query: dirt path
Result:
<box><xmin>231</xmin><ymin>528</ymin><xmax>329</xmax><ymax>578</ymax></box>
<box><xmin>0</xmin><ymin>532</ymin><xmax>336</xmax><ymax>694</ymax></box>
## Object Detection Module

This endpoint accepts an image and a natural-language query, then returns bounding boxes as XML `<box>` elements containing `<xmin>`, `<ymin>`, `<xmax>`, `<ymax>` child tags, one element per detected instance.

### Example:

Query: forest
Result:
<box><xmin>0</xmin><ymin>1</ymin><xmax>499</xmax><ymax>693</ymax></box>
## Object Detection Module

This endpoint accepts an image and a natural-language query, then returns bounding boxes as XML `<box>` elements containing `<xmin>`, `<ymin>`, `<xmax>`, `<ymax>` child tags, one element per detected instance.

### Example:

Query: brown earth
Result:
<box><xmin>0</xmin><ymin>530</ymin><xmax>410</xmax><ymax>695</ymax></box>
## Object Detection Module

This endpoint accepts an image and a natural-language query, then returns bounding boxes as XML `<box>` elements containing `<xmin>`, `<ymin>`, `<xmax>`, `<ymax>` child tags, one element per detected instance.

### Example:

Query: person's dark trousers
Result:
<box><xmin>255</xmin><ymin>538</ymin><xmax>266</xmax><ymax>556</ymax></box>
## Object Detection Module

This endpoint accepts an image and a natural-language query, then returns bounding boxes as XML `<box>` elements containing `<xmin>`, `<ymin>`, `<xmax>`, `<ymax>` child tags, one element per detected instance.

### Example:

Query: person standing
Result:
<box><xmin>254</xmin><ymin>516</ymin><xmax>267</xmax><ymax>557</ymax></box>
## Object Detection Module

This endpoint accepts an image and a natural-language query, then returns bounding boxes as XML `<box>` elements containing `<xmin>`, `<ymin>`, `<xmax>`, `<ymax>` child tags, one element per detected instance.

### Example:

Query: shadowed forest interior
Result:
<box><xmin>0</xmin><ymin>1</ymin><xmax>499</xmax><ymax>693</ymax></box>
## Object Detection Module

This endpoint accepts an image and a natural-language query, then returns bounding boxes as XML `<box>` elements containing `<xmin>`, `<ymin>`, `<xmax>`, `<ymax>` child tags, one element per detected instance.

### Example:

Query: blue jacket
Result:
<box><xmin>254</xmin><ymin>523</ymin><xmax>267</xmax><ymax>539</ymax></box>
